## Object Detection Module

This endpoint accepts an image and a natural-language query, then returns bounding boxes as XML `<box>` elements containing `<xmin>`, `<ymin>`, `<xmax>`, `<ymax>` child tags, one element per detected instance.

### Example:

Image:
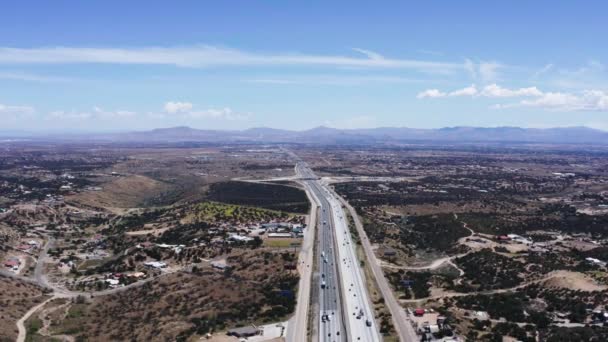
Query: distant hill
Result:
<box><xmin>4</xmin><ymin>125</ymin><xmax>608</xmax><ymax>145</ymax></box>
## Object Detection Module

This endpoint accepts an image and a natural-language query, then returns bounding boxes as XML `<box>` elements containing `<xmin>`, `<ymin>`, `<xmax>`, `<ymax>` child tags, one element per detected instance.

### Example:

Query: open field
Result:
<box><xmin>70</xmin><ymin>174</ymin><xmax>172</xmax><ymax>210</ymax></box>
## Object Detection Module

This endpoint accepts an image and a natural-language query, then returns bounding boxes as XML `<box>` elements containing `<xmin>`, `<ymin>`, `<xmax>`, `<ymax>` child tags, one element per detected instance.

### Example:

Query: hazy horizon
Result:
<box><xmin>2</xmin><ymin>124</ymin><xmax>608</xmax><ymax>136</ymax></box>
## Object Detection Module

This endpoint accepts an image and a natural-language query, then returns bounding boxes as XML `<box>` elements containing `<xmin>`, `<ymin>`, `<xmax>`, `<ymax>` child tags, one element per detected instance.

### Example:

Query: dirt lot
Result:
<box><xmin>69</xmin><ymin>175</ymin><xmax>171</xmax><ymax>211</ymax></box>
<box><xmin>542</xmin><ymin>270</ymin><xmax>607</xmax><ymax>292</ymax></box>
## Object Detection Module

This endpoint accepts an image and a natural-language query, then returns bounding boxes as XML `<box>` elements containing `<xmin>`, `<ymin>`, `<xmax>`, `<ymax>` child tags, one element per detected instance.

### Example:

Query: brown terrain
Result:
<box><xmin>69</xmin><ymin>175</ymin><xmax>171</xmax><ymax>211</ymax></box>
<box><xmin>0</xmin><ymin>275</ymin><xmax>49</xmax><ymax>341</ymax></box>
<box><xmin>26</xmin><ymin>249</ymin><xmax>298</xmax><ymax>341</ymax></box>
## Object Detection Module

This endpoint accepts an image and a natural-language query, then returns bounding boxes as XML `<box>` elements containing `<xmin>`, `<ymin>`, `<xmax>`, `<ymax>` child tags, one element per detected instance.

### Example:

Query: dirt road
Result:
<box><xmin>16</xmin><ymin>295</ymin><xmax>58</xmax><ymax>342</ymax></box>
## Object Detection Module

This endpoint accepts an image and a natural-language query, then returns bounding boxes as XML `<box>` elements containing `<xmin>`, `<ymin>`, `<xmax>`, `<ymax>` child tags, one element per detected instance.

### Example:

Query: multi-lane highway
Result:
<box><xmin>328</xmin><ymin>192</ymin><xmax>380</xmax><ymax>342</ymax></box>
<box><xmin>297</xmin><ymin>163</ymin><xmax>345</xmax><ymax>341</ymax></box>
<box><xmin>340</xmin><ymin>198</ymin><xmax>419</xmax><ymax>342</ymax></box>
<box><xmin>295</xmin><ymin>162</ymin><xmax>380</xmax><ymax>342</ymax></box>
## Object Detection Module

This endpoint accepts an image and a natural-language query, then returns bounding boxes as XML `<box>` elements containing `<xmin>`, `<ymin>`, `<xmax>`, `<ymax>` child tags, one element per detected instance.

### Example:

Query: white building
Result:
<box><xmin>144</xmin><ymin>261</ymin><xmax>167</xmax><ymax>268</ymax></box>
<box><xmin>268</xmin><ymin>232</ymin><xmax>293</xmax><ymax>238</ymax></box>
<box><xmin>229</xmin><ymin>234</ymin><xmax>254</xmax><ymax>242</ymax></box>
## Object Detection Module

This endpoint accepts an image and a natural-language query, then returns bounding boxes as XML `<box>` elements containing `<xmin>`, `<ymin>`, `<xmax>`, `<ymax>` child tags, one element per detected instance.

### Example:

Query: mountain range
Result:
<box><xmin>4</xmin><ymin>126</ymin><xmax>608</xmax><ymax>145</ymax></box>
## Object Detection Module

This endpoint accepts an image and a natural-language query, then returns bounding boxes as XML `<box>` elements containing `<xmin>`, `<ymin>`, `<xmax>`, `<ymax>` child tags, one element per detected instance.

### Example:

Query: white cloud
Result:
<box><xmin>93</xmin><ymin>106</ymin><xmax>136</xmax><ymax>118</ymax></box>
<box><xmin>419</xmin><ymin>84</ymin><xmax>542</xmax><ymax>99</ymax></box>
<box><xmin>418</xmin><ymin>83</ymin><xmax>608</xmax><ymax>112</ymax></box>
<box><xmin>417</xmin><ymin>89</ymin><xmax>446</xmax><ymax>98</ymax></box>
<box><xmin>0</xmin><ymin>71</ymin><xmax>71</xmax><ymax>82</ymax></box>
<box><xmin>0</xmin><ymin>45</ymin><xmax>464</xmax><ymax>73</ymax></box>
<box><xmin>520</xmin><ymin>92</ymin><xmax>580</xmax><ymax>110</ymax></box>
<box><xmin>448</xmin><ymin>84</ymin><xmax>478</xmax><ymax>97</ymax></box>
<box><xmin>532</xmin><ymin>63</ymin><xmax>554</xmax><ymax>79</ymax></box>
<box><xmin>186</xmin><ymin>107</ymin><xmax>250</xmax><ymax>121</ymax></box>
<box><xmin>464</xmin><ymin>59</ymin><xmax>476</xmax><ymax>79</ymax></box>
<box><xmin>519</xmin><ymin>90</ymin><xmax>608</xmax><ymax>111</ymax></box>
<box><xmin>161</xmin><ymin>102</ymin><xmax>250</xmax><ymax>121</ymax></box>
<box><xmin>0</xmin><ymin>103</ymin><xmax>35</xmax><ymax>125</ymax></box>
<box><xmin>164</xmin><ymin>101</ymin><xmax>193</xmax><ymax>114</ymax></box>
<box><xmin>548</xmin><ymin>61</ymin><xmax>608</xmax><ymax>90</ymax></box>
<box><xmin>480</xmin><ymin>84</ymin><xmax>543</xmax><ymax>97</ymax></box>
<box><xmin>48</xmin><ymin>110</ymin><xmax>92</xmax><ymax>120</ymax></box>
<box><xmin>478</xmin><ymin>62</ymin><xmax>501</xmax><ymax>82</ymax></box>
<box><xmin>0</xmin><ymin>103</ymin><xmax>35</xmax><ymax>115</ymax></box>
<box><xmin>351</xmin><ymin>48</ymin><xmax>384</xmax><ymax>61</ymax></box>
<box><xmin>47</xmin><ymin>104</ymin><xmax>250</xmax><ymax>122</ymax></box>
<box><xmin>246</xmin><ymin>75</ymin><xmax>432</xmax><ymax>86</ymax></box>
<box><xmin>47</xmin><ymin>107</ymin><xmax>136</xmax><ymax>120</ymax></box>
<box><xmin>464</xmin><ymin>59</ymin><xmax>503</xmax><ymax>82</ymax></box>
<box><xmin>560</xmin><ymin>60</ymin><xmax>605</xmax><ymax>77</ymax></box>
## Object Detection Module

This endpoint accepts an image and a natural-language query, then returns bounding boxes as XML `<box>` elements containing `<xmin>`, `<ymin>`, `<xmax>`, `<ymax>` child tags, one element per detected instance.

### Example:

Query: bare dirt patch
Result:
<box><xmin>542</xmin><ymin>271</ymin><xmax>607</xmax><ymax>292</ymax></box>
<box><xmin>69</xmin><ymin>175</ymin><xmax>170</xmax><ymax>210</ymax></box>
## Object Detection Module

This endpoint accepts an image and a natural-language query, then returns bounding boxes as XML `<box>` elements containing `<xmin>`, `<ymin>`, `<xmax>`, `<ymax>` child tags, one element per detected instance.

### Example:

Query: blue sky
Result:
<box><xmin>1</xmin><ymin>1</ymin><xmax>607</xmax><ymax>132</ymax></box>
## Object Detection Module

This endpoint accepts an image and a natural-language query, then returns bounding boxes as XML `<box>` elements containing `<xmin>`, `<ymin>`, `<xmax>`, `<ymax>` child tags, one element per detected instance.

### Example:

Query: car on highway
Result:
<box><xmin>356</xmin><ymin>309</ymin><xmax>364</xmax><ymax>319</ymax></box>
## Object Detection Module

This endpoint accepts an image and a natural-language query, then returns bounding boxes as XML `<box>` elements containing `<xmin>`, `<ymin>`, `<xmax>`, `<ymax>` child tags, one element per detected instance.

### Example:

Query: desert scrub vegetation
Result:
<box><xmin>0</xmin><ymin>276</ymin><xmax>49</xmax><ymax>341</ymax></box>
<box><xmin>385</xmin><ymin>269</ymin><xmax>456</xmax><ymax>300</ymax></box>
<box><xmin>397</xmin><ymin>214</ymin><xmax>469</xmax><ymax>251</ymax></box>
<box><xmin>49</xmin><ymin>250</ymin><xmax>299</xmax><ymax>341</ymax></box>
<box><xmin>193</xmin><ymin>201</ymin><xmax>291</xmax><ymax>223</ymax></box>
<box><xmin>454</xmin><ymin>249</ymin><xmax>523</xmax><ymax>291</ymax></box>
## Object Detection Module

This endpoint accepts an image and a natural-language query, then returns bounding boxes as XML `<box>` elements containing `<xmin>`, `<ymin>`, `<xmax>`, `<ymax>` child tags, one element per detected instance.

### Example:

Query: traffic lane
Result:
<box><xmin>337</xmin><ymin>202</ymin><xmax>375</xmax><ymax>336</ymax></box>
<box><xmin>318</xmin><ymin>189</ymin><xmax>328</xmax><ymax>337</ymax></box>
<box><xmin>329</xmin><ymin>198</ymin><xmax>379</xmax><ymax>342</ymax></box>
<box><xmin>325</xmin><ymin>199</ymin><xmax>346</xmax><ymax>340</ymax></box>
<box><xmin>301</xmin><ymin>178</ymin><xmax>334</xmax><ymax>339</ymax></box>
<box><xmin>318</xmin><ymin>197</ymin><xmax>342</xmax><ymax>339</ymax></box>
<box><xmin>318</xmin><ymin>195</ymin><xmax>338</xmax><ymax>339</ymax></box>
<box><xmin>300</xmin><ymin>166</ymin><xmax>349</xmax><ymax>341</ymax></box>
<box><xmin>306</xmin><ymin>178</ymin><xmax>344</xmax><ymax>339</ymax></box>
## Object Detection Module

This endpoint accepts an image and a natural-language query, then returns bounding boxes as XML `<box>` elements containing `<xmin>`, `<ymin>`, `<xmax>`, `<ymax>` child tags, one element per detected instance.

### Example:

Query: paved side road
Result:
<box><xmin>337</xmin><ymin>196</ymin><xmax>419</xmax><ymax>342</ymax></box>
<box><xmin>286</xmin><ymin>177</ymin><xmax>320</xmax><ymax>342</ymax></box>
